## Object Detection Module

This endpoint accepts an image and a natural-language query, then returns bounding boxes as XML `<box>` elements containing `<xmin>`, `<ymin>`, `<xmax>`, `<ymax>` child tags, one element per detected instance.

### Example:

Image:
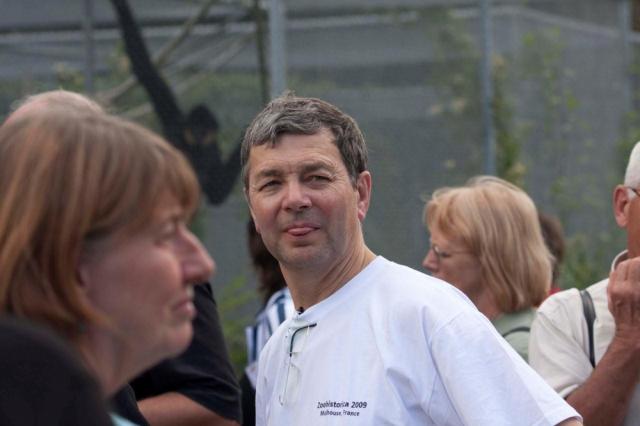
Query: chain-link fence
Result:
<box><xmin>0</xmin><ymin>0</ymin><xmax>636</xmax><ymax>369</ymax></box>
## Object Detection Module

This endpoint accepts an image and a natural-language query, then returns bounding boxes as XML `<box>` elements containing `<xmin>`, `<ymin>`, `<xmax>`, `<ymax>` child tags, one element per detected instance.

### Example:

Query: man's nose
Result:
<box><xmin>283</xmin><ymin>181</ymin><xmax>311</xmax><ymax>211</ymax></box>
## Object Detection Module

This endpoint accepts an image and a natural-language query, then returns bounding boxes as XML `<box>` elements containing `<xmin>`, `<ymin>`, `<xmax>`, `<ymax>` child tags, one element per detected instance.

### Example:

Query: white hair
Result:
<box><xmin>624</xmin><ymin>141</ymin><xmax>640</xmax><ymax>188</ymax></box>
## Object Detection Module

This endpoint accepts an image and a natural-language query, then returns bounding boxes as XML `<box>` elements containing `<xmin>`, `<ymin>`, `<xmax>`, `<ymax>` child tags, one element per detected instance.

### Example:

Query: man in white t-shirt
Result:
<box><xmin>529</xmin><ymin>141</ymin><xmax>640</xmax><ymax>426</ymax></box>
<box><xmin>240</xmin><ymin>93</ymin><xmax>581</xmax><ymax>426</ymax></box>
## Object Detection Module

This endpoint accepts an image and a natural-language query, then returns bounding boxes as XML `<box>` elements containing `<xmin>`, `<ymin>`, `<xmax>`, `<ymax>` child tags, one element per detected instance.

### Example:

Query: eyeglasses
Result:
<box><xmin>429</xmin><ymin>243</ymin><xmax>469</xmax><ymax>263</ymax></box>
<box><xmin>279</xmin><ymin>321</ymin><xmax>317</xmax><ymax>405</ymax></box>
<box><xmin>628</xmin><ymin>186</ymin><xmax>640</xmax><ymax>198</ymax></box>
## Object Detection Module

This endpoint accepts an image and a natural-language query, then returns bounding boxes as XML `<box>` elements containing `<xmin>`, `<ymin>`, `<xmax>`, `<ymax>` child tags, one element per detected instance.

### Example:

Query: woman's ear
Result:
<box><xmin>76</xmin><ymin>255</ymin><xmax>91</xmax><ymax>291</ymax></box>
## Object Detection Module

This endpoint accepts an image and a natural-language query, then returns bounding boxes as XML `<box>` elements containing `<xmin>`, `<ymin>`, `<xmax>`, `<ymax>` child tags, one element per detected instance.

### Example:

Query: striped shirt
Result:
<box><xmin>245</xmin><ymin>287</ymin><xmax>294</xmax><ymax>387</ymax></box>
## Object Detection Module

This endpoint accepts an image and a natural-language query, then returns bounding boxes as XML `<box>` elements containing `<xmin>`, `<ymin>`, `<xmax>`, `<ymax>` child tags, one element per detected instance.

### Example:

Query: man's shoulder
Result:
<box><xmin>365</xmin><ymin>256</ymin><xmax>455</xmax><ymax>292</ymax></box>
<box><xmin>538</xmin><ymin>278</ymin><xmax>607</xmax><ymax>317</ymax></box>
<box><xmin>362</xmin><ymin>257</ymin><xmax>477</xmax><ymax>323</ymax></box>
<box><xmin>585</xmin><ymin>278</ymin><xmax>609</xmax><ymax>302</ymax></box>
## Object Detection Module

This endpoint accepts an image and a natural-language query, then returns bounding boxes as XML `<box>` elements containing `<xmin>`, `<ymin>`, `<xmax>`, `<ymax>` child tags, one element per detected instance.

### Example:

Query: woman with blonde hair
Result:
<box><xmin>423</xmin><ymin>176</ymin><xmax>551</xmax><ymax>360</ymax></box>
<box><xmin>0</xmin><ymin>99</ymin><xmax>213</xmax><ymax>424</ymax></box>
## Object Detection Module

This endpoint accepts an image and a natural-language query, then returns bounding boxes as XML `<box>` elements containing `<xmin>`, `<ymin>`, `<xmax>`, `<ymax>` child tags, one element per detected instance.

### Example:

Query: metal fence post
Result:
<box><xmin>619</xmin><ymin>0</ymin><xmax>632</xmax><ymax>113</ymax></box>
<box><xmin>268</xmin><ymin>0</ymin><xmax>287</xmax><ymax>99</ymax></box>
<box><xmin>82</xmin><ymin>0</ymin><xmax>95</xmax><ymax>94</ymax></box>
<box><xmin>480</xmin><ymin>0</ymin><xmax>495</xmax><ymax>176</ymax></box>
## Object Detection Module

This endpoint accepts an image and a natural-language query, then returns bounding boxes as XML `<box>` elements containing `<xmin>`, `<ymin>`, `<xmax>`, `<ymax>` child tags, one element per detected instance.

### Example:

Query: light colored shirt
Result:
<box><xmin>257</xmin><ymin>256</ymin><xmax>580</xmax><ymax>425</ymax></box>
<box><xmin>530</xmin><ymin>251</ymin><xmax>640</xmax><ymax>426</ymax></box>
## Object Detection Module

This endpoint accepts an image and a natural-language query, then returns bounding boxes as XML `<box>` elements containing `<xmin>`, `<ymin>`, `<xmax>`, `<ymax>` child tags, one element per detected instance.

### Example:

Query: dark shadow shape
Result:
<box><xmin>110</xmin><ymin>0</ymin><xmax>241</xmax><ymax>205</ymax></box>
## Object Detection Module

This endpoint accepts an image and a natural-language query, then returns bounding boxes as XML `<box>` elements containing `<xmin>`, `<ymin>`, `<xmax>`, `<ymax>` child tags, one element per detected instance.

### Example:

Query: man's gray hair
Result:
<box><xmin>624</xmin><ymin>141</ymin><xmax>640</xmax><ymax>188</ymax></box>
<box><xmin>241</xmin><ymin>94</ymin><xmax>368</xmax><ymax>188</ymax></box>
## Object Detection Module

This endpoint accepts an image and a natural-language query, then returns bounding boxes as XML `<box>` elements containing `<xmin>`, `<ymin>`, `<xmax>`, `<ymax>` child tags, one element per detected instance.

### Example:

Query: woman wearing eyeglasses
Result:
<box><xmin>422</xmin><ymin>175</ymin><xmax>551</xmax><ymax>361</ymax></box>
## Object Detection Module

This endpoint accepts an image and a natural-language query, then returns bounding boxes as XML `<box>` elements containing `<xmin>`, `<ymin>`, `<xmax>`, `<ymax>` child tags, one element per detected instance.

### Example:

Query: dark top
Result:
<box><xmin>0</xmin><ymin>317</ymin><xmax>111</xmax><ymax>426</ymax></box>
<box><xmin>111</xmin><ymin>283</ymin><xmax>241</xmax><ymax>423</ymax></box>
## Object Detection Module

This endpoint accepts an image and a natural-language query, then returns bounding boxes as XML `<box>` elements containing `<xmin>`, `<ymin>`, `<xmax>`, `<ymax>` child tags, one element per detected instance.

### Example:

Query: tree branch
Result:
<box><xmin>98</xmin><ymin>0</ymin><xmax>222</xmax><ymax>105</ymax></box>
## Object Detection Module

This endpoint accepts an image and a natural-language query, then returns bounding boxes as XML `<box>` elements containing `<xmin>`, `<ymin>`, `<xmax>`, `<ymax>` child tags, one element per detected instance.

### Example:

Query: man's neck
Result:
<box><xmin>283</xmin><ymin>245</ymin><xmax>376</xmax><ymax>311</ymax></box>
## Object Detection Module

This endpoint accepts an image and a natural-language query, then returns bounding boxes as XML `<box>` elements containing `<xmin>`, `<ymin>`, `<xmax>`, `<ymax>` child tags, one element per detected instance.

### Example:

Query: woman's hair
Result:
<box><xmin>0</xmin><ymin>106</ymin><xmax>200</xmax><ymax>343</ymax></box>
<box><xmin>538</xmin><ymin>212</ymin><xmax>565</xmax><ymax>285</ymax></box>
<box><xmin>247</xmin><ymin>219</ymin><xmax>286</xmax><ymax>305</ymax></box>
<box><xmin>424</xmin><ymin>176</ymin><xmax>551</xmax><ymax>313</ymax></box>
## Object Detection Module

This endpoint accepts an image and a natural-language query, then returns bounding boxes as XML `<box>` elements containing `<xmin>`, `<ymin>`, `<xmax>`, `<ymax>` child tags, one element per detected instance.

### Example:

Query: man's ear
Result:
<box><xmin>614</xmin><ymin>185</ymin><xmax>632</xmax><ymax>228</ymax></box>
<box><xmin>355</xmin><ymin>171</ymin><xmax>372</xmax><ymax>222</ymax></box>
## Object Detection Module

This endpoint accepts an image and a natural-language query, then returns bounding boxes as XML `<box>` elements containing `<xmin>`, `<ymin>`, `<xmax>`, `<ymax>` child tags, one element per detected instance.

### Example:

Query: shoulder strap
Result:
<box><xmin>501</xmin><ymin>325</ymin><xmax>530</xmax><ymax>339</ymax></box>
<box><xmin>579</xmin><ymin>289</ymin><xmax>596</xmax><ymax>368</ymax></box>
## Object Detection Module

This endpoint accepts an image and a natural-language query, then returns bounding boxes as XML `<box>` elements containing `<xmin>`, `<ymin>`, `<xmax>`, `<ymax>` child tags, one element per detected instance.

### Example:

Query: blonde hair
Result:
<box><xmin>0</xmin><ymin>106</ymin><xmax>199</xmax><ymax>343</ymax></box>
<box><xmin>424</xmin><ymin>176</ymin><xmax>551</xmax><ymax>312</ymax></box>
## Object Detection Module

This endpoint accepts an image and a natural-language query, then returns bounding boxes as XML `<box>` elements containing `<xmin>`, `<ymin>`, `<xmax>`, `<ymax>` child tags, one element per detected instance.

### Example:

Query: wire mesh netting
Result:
<box><xmin>0</xmin><ymin>0</ymin><xmax>636</xmax><ymax>365</ymax></box>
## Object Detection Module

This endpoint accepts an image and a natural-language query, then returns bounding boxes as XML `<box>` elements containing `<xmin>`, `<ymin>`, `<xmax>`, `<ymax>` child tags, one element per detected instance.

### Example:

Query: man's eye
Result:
<box><xmin>309</xmin><ymin>175</ymin><xmax>330</xmax><ymax>183</ymax></box>
<box><xmin>259</xmin><ymin>180</ymin><xmax>280</xmax><ymax>191</ymax></box>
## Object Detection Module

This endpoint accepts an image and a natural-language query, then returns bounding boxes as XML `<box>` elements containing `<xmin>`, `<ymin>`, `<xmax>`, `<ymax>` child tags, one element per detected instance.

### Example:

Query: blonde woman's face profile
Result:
<box><xmin>423</xmin><ymin>227</ymin><xmax>484</xmax><ymax>304</ymax></box>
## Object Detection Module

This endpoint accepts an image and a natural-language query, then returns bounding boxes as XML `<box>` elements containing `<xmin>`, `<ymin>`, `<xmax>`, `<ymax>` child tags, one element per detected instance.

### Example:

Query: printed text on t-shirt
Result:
<box><xmin>316</xmin><ymin>400</ymin><xmax>368</xmax><ymax>417</ymax></box>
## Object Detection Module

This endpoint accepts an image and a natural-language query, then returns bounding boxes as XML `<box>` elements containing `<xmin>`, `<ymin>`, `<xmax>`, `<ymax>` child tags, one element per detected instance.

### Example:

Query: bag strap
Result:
<box><xmin>501</xmin><ymin>326</ymin><xmax>530</xmax><ymax>339</ymax></box>
<box><xmin>579</xmin><ymin>289</ymin><xmax>596</xmax><ymax>368</ymax></box>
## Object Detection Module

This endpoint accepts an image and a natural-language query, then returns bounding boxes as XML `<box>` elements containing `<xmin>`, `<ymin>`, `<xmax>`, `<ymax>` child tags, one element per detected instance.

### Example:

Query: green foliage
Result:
<box><xmin>518</xmin><ymin>27</ymin><xmax>617</xmax><ymax>289</ymax></box>
<box><xmin>217</xmin><ymin>274</ymin><xmax>255</xmax><ymax>374</ymax></box>
<box><xmin>423</xmin><ymin>14</ymin><xmax>615</xmax><ymax>290</ymax></box>
<box><xmin>560</xmin><ymin>232</ymin><xmax>618</xmax><ymax>290</ymax></box>
<box><xmin>422</xmin><ymin>7</ymin><xmax>483</xmax><ymax>181</ymax></box>
<box><xmin>493</xmin><ymin>55</ymin><xmax>526</xmax><ymax>187</ymax></box>
<box><xmin>422</xmin><ymin>7</ymin><xmax>525</xmax><ymax>186</ymax></box>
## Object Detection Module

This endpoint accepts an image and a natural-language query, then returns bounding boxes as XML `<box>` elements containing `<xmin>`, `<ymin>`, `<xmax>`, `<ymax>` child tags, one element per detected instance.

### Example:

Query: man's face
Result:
<box><xmin>245</xmin><ymin>129</ymin><xmax>370</xmax><ymax>272</ymax></box>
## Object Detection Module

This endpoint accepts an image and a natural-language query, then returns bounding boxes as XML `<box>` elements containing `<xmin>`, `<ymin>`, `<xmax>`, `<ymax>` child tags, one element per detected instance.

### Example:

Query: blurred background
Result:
<box><xmin>1</xmin><ymin>0</ymin><xmax>637</xmax><ymax>371</ymax></box>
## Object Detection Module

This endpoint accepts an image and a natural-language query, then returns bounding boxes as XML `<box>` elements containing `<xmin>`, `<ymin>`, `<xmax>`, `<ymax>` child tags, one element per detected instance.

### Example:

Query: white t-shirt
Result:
<box><xmin>256</xmin><ymin>256</ymin><xmax>579</xmax><ymax>425</ymax></box>
<box><xmin>529</xmin><ymin>252</ymin><xmax>640</xmax><ymax>426</ymax></box>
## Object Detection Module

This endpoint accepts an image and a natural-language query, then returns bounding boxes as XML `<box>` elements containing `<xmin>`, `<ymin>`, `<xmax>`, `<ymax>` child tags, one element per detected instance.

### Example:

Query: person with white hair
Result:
<box><xmin>529</xmin><ymin>141</ymin><xmax>640</xmax><ymax>426</ymax></box>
